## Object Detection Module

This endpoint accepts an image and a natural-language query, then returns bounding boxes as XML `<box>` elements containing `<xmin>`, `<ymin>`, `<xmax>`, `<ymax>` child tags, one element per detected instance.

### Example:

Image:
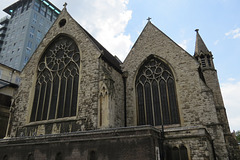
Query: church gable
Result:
<box><xmin>8</xmin><ymin>8</ymin><xmax>124</xmax><ymax>137</ymax></box>
<box><xmin>1</xmin><ymin>5</ymin><xmax>239</xmax><ymax>159</ymax></box>
<box><xmin>123</xmin><ymin>21</ymin><xmax>219</xmax><ymax>128</ymax></box>
<box><xmin>123</xmin><ymin>21</ymin><xmax>199</xmax><ymax>77</ymax></box>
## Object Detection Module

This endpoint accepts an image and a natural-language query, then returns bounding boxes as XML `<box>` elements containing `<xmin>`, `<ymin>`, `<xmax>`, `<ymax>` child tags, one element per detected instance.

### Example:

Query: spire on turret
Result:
<box><xmin>194</xmin><ymin>29</ymin><xmax>214</xmax><ymax>69</ymax></box>
<box><xmin>194</xmin><ymin>29</ymin><xmax>210</xmax><ymax>56</ymax></box>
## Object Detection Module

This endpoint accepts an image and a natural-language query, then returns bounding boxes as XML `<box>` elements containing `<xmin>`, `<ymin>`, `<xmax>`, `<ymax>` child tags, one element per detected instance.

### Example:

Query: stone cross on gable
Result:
<box><xmin>63</xmin><ymin>2</ymin><xmax>67</xmax><ymax>8</ymax></box>
<box><xmin>147</xmin><ymin>17</ymin><xmax>151</xmax><ymax>21</ymax></box>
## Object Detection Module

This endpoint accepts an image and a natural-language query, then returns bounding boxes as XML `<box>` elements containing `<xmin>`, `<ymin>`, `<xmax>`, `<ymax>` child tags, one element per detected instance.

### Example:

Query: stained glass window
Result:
<box><xmin>30</xmin><ymin>35</ymin><xmax>80</xmax><ymax>122</ymax></box>
<box><xmin>136</xmin><ymin>57</ymin><xmax>180</xmax><ymax>126</ymax></box>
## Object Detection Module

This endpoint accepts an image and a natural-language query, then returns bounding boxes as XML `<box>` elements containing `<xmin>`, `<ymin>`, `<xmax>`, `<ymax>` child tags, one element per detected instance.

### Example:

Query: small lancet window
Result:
<box><xmin>99</xmin><ymin>84</ymin><xmax>109</xmax><ymax>128</ymax></box>
<box><xmin>89</xmin><ymin>151</ymin><xmax>97</xmax><ymax>160</ymax></box>
<box><xmin>172</xmin><ymin>147</ymin><xmax>180</xmax><ymax>160</ymax></box>
<box><xmin>27</xmin><ymin>153</ymin><xmax>34</xmax><ymax>160</ymax></box>
<box><xmin>55</xmin><ymin>152</ymin><xmax>62</xmax><ymax>160</ymax></box>
<box><xmin>165</xmin><ymin>146</ymin><xmax>172</xmax><ymax>160</ymax></box>
<box><xmin>30</xmin><ymin>35</ymin><xmax>80</xmax><ymax>122</ymax></box>
<box><xmin>180</xmin><ymin>146</ymin><xmax>189</xmax><ymax>160</ymax></box>
<box><xmin>200</xmin><ymin>55</ymin><xmax>206</xmax><ymax>67</ymax></box>
<box><xmin>165</xmin><ymin>145</ymin><xmax>189</xmax><ymax>160</ymax></box>
<box><xmin>136</xmin><ymin>56</ymin><xmax>180</xmax><ymax>126</ymax></box>
<box><xmin>207</xmin><ymin>55</ymin><xmax>211</xmax><ymax>67</ymax></box>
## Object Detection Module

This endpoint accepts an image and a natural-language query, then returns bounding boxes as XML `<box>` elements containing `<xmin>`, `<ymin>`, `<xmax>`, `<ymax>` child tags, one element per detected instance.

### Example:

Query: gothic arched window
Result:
<box><xmin>136</xmin><ymin>57</ymin><xmax>180</xmax><ymax>126</ymax></box>
<box><xmin>89</xmin><ymin>151</ymin><xmax>97</xmax><ymax>160</ymax></box>
<box><xmin>200</xmin><ymin>55</ymin><xmax>206</xmax><ymax>67</ymax></box>
<box><xmin>30</xmin><ymin>35</ymin><xmax>80</xmax><ymax>122</ymax></box>
<box><xmin>165</xmin><ymin>146</ymin><xmax>189</xmax><ymax>160</ymax></box>
<box><xmin>27</xmin><ymin>153</ymin><xmax>34</xmax><ymax>160</ymax></box>
<box><xmin>55</xmin><ymin>152</ymin><xmax>62</xmax><ymax>160</ymax></box>
<box><xmin>180</xmin><ymin>146</ymin><xmax>189</xmax><ymax>160</ymax></box>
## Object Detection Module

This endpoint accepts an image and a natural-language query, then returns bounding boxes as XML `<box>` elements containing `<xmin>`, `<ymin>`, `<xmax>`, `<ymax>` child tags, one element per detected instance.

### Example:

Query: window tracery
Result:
<box><xmin>136</xmin><ymin>57</ymin><xmax>180</xmax><ymax>126</ymax></box>
<box><xmin>30</xmin><ymin>35</ymin><xmax>80</xmax><ymax>122</ymax></box>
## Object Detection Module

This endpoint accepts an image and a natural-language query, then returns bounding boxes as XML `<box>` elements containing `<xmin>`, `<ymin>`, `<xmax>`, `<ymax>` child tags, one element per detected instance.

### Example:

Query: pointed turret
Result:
<box><xmin>194</xmin><ymin>29</ymin><xmax>240</xmax><ymax>159</ymax></box>
<box><xmin>194</xmin><ymin>29</ymin><xmax>214</xmax><ymax>69</ymax></box>
<box><xmin>194</xmin><ymin>29</ymin><xmax>210</xmax><ymax>56</ymax></box>
<box><xmin>194</xmin><ymin>29</ymin><xmax>232</xmax><ymax>139</ymax></box>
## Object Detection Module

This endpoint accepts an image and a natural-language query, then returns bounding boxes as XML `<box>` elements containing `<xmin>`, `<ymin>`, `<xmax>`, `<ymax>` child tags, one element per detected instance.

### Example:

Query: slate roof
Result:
<box><xmin>81</xmin><ymin>27</ymin><xmax>123</xmax><ymax>73</ymax></box>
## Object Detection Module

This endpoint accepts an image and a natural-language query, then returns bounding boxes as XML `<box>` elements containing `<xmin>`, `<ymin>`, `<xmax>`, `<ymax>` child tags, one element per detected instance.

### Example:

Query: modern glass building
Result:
<box><xmin>0</xmin><ymin>0</ymin><xmax>60</xmax><ymax>71</ymax></box>
<box><xmin>0</xmin><ymin>16</ymin><xmax>10</xmax><ymax>53</ymax></box>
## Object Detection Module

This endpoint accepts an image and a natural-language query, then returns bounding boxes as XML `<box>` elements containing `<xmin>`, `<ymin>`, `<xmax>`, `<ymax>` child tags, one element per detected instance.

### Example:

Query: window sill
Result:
<box><xmin>25</xmin><ymin>116</ymin><xmax>86</xmax><ymax>127</ymax></box>
<box><xmin>154</xmin><ymin>124</ymin><xmax>181</xmax><ymax>129</ymax></box>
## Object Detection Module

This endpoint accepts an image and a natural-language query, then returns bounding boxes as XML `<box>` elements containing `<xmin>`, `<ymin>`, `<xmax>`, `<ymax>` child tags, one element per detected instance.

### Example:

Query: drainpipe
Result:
<box><xmin>159</xmin><ymin>119</ymin><xmax>165</xmax><ymax>160</ymax></box>
<box><xmin>4</xmin><ymin>98</ymin><xmax>14</xmax><ymax>138</ymax></box>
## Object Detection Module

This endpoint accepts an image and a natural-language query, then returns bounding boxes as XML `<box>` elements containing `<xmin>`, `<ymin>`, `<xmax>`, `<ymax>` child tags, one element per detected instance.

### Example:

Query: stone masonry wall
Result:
<box><xmin>5</xmin><ymin>7</ymin><xmax>236</xmax><ymax>160</ymax></box>
<box><xmin>203</xmin><ymin>69</ymin><xmax>230</xmax><ymax>133</ymax></box>
<box><xmin>122</xmin><ymin>22</ymin><xmax>229</xmax><ymax>159</ymax></box>
<box><xmin>98</xmin><ymin>59</ymin><xmax>124</xmax><ymax>128</ymax></box>
<box><xmin>0</xmin><ymin>126</ymin><xmax>158</xmax><ymax>160</ymax></box>
<box><xmin>165</xmin><ymin>127</ymin><xmax>215</xmax><ymax>160</ymax></box>
<box><xmin>123</xmin><ymin>22</ymin><xmax>219</xmax><ymax>128</ymax></box>
<box><xmin>8</xmin><ymin>9</ymin><xmax>104</xmax><ymax>137</ymax></box>
<box><xmin>203</xmin><ymin>69</ymin><xmax>240</xmax><ymax>159</ymax></box>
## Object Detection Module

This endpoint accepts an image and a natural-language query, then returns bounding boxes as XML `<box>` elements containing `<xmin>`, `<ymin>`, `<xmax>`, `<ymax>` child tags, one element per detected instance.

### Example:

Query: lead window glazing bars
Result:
<box><xmin>30</xmin><ymin>35</ymin><xmax>80</xmax><ymax>122</ymax></box>
<box><xmin>136</xmin><ymin>57</ymin><xmax>180</xmax><ymax>126</ymax></box>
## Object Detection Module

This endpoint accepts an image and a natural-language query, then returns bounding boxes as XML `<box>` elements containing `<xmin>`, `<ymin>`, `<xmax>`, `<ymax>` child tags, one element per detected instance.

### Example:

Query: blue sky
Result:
<box><xmin>0</xmin><ymin>0</ymin><xmax>239</xmax><ymax>131</ymax></box>
<box><xmin>127</xmin><ymin>0</ymin><xmax>240</xmax><ymax>82</ymax></box>
<box><xmin>126</xmin><ymin>0</ymin><xmax>240</xmax><ymax>132</ymax></box>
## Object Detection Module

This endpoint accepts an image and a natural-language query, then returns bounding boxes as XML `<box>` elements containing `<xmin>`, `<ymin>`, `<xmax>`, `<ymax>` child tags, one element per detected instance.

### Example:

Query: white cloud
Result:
<box><xmin>214</xmin><ymin>40</ymin><xmax>219</xmax><ymax>45</ymax></box>
<box><xmin>0</xmin><ymin>0</ymin><xmax>17</xmax><ymax>18</ymax></box>
<box><xmin>53</xmin><ymin>0</ymin><xmax>133</xmax><ymax>61</ymax></box>
<box><xmin>0</xmin><ymin>0</ymin><xmax>133</xmax><ymax>61</ymax></box>
<box><xmin>227</xmin><ymin>78</ymin><xmax>236</xmax><ymax>81</ymax></box>
<box><xmin>225</xmin><ymin>28</ymin><xmax>240</xmax><ymax>39</ymax></box>
<box><xmin>221</xmin><ymin>81</ymin><xmax>240</xmax><ymax>131</ymax></box>
<box><xmin>178</xmin><ymin>39</ymin><xmax>188</xmax><ymax>50</ymax></box>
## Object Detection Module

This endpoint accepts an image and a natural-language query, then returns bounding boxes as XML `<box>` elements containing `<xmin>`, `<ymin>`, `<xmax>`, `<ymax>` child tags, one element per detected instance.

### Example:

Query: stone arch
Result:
<box><xmin>135</xmin><ymin>56</ymin><xmax>180</xmax><ymax>126</ymax></box>
<box><xmin>88</xmin><ymin>151</ymin><xmax>97</xmax><ymax>160</ymax></box>
<box><xmin>180</xmin><ymin>145</ymin><xmax>189</xmax><ymax>160</ymax></box>
<box><xmin>98</xmin><ymin>83</ymin><xmax>110</xmax><ymax>128</ymax></box>
<box><xmin>165</xmin><ymin>145</ymin><xmax>189</xmax><ymax>160</ymax></box>
<box><xmin>27</xmin><ymin>153</ymin><xmax>34</xmax><ymax>160</ymax></box>
<box><xmin>30</xmin><ymin>35</ymin><xmax>80</xmax><ymax>122</ymax></box>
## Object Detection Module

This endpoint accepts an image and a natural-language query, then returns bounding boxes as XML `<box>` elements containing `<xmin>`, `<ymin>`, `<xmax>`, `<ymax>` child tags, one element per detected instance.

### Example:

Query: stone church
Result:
<box><xmin>0</xmin><ymin>6</ymin><xmax>239</xmax><ymax>160</ymax></box>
